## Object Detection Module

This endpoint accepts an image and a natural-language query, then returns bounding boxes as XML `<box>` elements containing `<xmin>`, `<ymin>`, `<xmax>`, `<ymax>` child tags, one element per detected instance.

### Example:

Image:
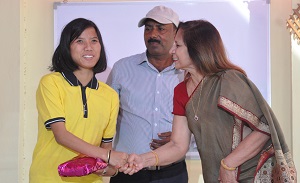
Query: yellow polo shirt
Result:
<box><xmin>29</xmin><ymin>71</ymin><xmax>119</xmax><ymax>183</ymax></box>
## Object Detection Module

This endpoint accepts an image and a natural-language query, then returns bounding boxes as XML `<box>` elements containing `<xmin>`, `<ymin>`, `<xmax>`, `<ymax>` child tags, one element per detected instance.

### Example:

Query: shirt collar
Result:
<box><xmin>138</xmin><ymin>51</ymin><xmax>177</xmax><ymax>72</ymax></box>
<box><xmin>137</xmin><ymin>52</ymin><xmax>148</xmax><ymax>65</ymax></box>
<box><xmin>61</xmin><ymin>71</ymin><xmax>98</xmax><ymax>89</ymax></box>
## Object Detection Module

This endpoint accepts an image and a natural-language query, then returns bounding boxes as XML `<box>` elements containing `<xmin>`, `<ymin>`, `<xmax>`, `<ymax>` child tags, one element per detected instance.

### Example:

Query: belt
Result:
<box><xmin>143</xmin><ymin>160</ymin><xmax>184</xmax><ymax>171</ymax></box>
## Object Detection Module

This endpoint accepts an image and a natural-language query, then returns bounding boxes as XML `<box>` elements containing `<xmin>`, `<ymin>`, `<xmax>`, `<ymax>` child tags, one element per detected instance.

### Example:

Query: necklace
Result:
<box><xmin>191</xmin><ymin>77</ymin><xmax>205</xmax><ymax>121</ymax></box>
<box><xmin>77</xmin><ymin>77</ymin><xmax>93</xmax><ymax>114</ymax></box>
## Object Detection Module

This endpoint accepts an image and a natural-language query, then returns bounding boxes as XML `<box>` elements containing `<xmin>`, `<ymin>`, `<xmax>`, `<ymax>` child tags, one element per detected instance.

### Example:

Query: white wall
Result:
<box><xmin>0</xmin><ymin>0</ymin><xmax>20</xmax><ymax>182</ymax></box>
<box><xmin>291</xmin><ymin>2</ymin><xmax>300</xmax><ymax>170</ymax></box>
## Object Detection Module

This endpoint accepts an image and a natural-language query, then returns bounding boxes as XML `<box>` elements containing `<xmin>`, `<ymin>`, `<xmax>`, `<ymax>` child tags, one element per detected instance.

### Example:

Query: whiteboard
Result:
<box><xmin>54</xmin><ymin>0</ymin><xmax>270</xmax><ymax>103</ymax></box>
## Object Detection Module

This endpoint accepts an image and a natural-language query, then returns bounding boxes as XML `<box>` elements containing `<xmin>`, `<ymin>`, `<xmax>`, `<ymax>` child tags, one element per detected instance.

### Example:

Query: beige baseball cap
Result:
<box><xmin>138</xmin><ymin>6</ymin><xmax>179</xmax><ymax>27</ymax></box>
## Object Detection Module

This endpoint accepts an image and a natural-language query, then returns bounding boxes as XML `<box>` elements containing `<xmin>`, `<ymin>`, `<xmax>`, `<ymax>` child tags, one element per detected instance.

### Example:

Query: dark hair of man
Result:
<box><xmin>178</xmin><ymin>20</ymin><xmax>246</xmax><ymax>76</ymax></box>
<box><xmin>50</xmin><ymin>18</ymin><xmax>107</xmax><ymax>73</ymax></box>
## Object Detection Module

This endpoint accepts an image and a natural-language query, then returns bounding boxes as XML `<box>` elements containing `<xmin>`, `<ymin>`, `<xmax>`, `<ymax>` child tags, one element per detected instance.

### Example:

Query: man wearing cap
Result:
<box><xmin>106</xmin><ymin>5</ymin><xmax>188</xmax><ymax>183</ymax></box>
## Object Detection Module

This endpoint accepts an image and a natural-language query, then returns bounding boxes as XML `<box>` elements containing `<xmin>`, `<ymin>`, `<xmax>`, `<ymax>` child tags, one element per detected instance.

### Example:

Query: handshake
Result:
<box><xmin>94</xmin><ymin>149</ymin><xmax>162</xmax><ymax>177</ymax></box>
<box><xmin>102</xmin><ymin>132</ymin><xmax>172</xmax><ymax>176</ymax></box>
<box><xmin>114</xmin><ymin>153</ymin><xmax>147</xmax><ymax>175</ymax></box>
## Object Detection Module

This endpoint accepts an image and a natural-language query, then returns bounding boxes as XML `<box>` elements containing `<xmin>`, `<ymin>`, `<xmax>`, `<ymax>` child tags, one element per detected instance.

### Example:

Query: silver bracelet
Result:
<box><xmin>111</xmin><ymin>168</ymin><xmax>119</xmax><ymax>177</ymax></box>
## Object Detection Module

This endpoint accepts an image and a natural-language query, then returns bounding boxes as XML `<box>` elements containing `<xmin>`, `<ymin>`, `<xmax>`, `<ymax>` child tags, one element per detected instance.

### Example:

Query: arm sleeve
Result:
<box><xmin>102</xmin><ymin>88</ymin><xmax>119</xmax><ymax>143</ymax></box>
<box><xmin>217</xmin><ymin>70</ymin><xmax>270</xmax><ymax>135</ymax></box>
<box><xmin>36</xmin><ymin>75</ymin><xmax>66</xmax><ymax>129</ymax></box>
<box><xmin>173</xmin><ymin>82</ymin><xmax>188</xmax><ymax>116</ymax></box>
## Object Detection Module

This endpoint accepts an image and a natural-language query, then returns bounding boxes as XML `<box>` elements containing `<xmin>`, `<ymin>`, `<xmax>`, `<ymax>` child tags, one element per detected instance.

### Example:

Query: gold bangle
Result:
<box><xmin>151</xmin><ymin>150</ymin><xmax>159</xmax><ymax>166</ymax></box>
<box><xmin>221</xmin><ymin>159</ymin><xmax>236</xmax><ymax>171</ymax></box>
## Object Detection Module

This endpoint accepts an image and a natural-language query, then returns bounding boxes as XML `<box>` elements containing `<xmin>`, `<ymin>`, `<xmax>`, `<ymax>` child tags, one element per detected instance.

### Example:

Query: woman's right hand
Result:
<box><xmin>108</xmin><ymin>150</ymin><xmax>129</xmax><ymax>168</ymax></box>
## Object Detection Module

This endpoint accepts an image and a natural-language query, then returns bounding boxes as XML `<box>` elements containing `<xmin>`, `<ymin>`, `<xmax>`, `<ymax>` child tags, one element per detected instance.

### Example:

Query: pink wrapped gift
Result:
<box><xmin>58</xmin><ymin>155</ymin><xmax>108</xmax><ymax>177</ymax></box>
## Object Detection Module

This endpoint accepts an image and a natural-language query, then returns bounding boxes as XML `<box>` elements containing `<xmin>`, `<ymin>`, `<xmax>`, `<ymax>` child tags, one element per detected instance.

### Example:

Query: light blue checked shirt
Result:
<box><xmin>107</xmin><ymin>52</ymin><xmax>184</xmax><ymax>154</ymax></box>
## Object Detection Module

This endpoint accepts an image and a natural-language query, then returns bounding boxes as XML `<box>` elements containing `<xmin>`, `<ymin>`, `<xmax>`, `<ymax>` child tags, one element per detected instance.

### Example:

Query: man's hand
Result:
<box><xmin>150</xmin><ymin>131</ymin><xmax>171</xmax><ymax>150</ymax></box>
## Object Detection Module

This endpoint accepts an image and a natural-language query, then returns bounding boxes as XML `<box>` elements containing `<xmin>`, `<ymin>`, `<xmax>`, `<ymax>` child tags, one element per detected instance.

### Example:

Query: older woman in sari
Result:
<box><xmin>123</xmin><ymin>20</ymin><xmax>297</xmax><ymax>183</ymax></box>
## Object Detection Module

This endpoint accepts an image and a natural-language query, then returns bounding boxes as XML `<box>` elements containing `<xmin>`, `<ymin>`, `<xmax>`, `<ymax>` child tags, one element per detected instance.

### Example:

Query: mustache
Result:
<box><xmin>147</xmin><ymin>38</ymin><xmax>161</xmax><ymax>44</ymax></box>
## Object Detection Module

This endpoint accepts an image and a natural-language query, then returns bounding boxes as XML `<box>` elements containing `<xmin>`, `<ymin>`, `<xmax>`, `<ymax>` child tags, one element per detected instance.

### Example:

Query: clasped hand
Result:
<box><xmin>112</xmin><ymin>132</ymin><xmax>171</xmax><ymax>175</ymax></box>
<box><xmin>117</xmin><ymin>153</ymin><xmax>144</xmax><ymax>175</ymax></box>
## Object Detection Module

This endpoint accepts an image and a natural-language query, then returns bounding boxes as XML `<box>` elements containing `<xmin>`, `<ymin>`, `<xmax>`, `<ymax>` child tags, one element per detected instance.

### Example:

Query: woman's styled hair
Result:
<box><xmin>178</xmin><ymin>19</ymin><xmax>246</xmax><ymax>76</ymax></box>
<box><xmin>50</xmin><ymin>18</ymin><xmax>107</xmax><ymax>73</ymax></box>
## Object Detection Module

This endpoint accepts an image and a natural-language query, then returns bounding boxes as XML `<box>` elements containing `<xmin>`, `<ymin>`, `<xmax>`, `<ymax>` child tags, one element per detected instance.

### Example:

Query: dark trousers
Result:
<box><xmin>109</xmin><ymin>161</ymin><xmax>188</xmax><ymax>183</ymax></box>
